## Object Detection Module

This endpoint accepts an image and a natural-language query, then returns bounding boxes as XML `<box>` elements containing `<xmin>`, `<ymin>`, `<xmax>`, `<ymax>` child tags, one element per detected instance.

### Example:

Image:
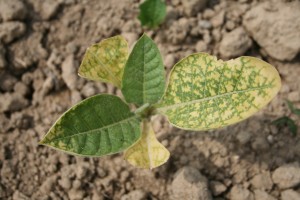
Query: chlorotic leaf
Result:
<box><xmin>122</xmin><ymin>34</ymin><xmax>165</xmax><ymax>106</ymax></box>
<box><xmin>78</xmin><ymin>35</ymin><xmax>128</xmax><ymax>88</ymax></box>
<box><xmin>138</xmin><ymin>0</ymin><xmax>166</xmax><ymax>28</ymax></box>
<box><xmin>156</xmin><ymin>53</ymin><xmax>281</xmax><ymax>130</ymax></box>
<box><xmin>40</xmin><ymin>94</ymin><xmax>141</xmax><ymax>156</ymax></box>
<box><xmin>124</xmin><ymin>119</ymin><xmax>170</xmax><ymax>169</ymax></box>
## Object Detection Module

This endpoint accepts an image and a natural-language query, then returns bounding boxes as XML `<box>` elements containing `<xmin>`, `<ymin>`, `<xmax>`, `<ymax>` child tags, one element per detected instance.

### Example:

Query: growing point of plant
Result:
<box><xmin>40</xmin><ymin>34</ymin><xmax>281</xmax><ymax>169</ymax></box>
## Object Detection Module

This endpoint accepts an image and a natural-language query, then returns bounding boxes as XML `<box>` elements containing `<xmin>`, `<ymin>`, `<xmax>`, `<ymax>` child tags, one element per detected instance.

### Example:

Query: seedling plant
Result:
<box><xmin>40</xmin><ymin>34</ymin><xmax>281</xmax><ymax>169</ymax></box>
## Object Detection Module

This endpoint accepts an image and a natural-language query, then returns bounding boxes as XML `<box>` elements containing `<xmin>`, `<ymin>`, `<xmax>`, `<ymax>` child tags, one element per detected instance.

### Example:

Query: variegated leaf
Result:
<box><xmin>78</xmin><ymin>35</ymin><xmax>128</xmax><ymax>88</ymax></box>
<box><xmin>155</xmin><ymin>53</ymin><xmax>281</xmax><ymax>130</ymax></box>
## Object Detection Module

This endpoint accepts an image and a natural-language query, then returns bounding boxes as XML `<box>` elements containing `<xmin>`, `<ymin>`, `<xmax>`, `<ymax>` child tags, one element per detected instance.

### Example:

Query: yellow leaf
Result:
<box><xmin>78</xmin><ymin>35</ymin><xmax>128</xmax><ymax>88</ymax></box>
<box><xmin>156</xmin><ymin>53</ymin><xmax>281</xmax><ymax>130</ymax></box>
<box><xmin>124</xmin><ymin>119</ymin><xmax>170</xmax><ymax>169</ymax></box>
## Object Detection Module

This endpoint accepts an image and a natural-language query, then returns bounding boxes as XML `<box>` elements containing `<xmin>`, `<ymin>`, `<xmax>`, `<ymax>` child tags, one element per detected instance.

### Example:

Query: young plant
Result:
<box><xmin>273</xmin><ymin>100</ymin><xmax>300</xmax><ymax>136</ymax></box>
<box><xmin>40</xmin><ymin>34</ymin><xmax>281</xmax><ymax>169</ymax></box>
<box><xmin>138</xmin><ymin>0</ymin><xmax>166</xmax><ymax>28</ymax></box>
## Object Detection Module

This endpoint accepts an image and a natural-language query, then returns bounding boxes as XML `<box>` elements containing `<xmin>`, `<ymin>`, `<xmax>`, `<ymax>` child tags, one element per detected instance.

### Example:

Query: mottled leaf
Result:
<box><xmin>40</xmin><ymin>94</ymin><xmax>141</xmax><ymax>156</ymax></box>
<box><xmin>122</xmin><ymin>34</ymin><xmax>165</xmax><ymax>106</ymax></box>
<box><xmin>138</xmin><ymin>0</ymin><xmax>166</xmax><ymax>28</ymax></box>
<box><xmin>156</xmin><ymin>53</ymin><xmax>281</xmax><ymax>130</ymax></box>
<box><xmin>78</xmin><ymin>35</ymin><xmax>128</xmax><ymax>88</ymax></box>
<box><xmin>124</xmin><ymin>120</ymin><xmax>170</xmax><ymax>169</ymax></box>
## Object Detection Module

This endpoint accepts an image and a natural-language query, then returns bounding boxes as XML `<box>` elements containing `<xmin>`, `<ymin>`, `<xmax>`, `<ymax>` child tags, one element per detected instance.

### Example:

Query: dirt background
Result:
<box><xmin>1</xmin><ymin>0</ymin><xmax>300</xmax><ymax>199</ymax></box>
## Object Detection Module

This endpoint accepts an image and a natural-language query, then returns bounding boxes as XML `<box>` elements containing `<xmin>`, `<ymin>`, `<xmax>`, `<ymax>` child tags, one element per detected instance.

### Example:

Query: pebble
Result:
<box><xmin>229</xmin><ymin>185</ymin><xmax>254</xmax><ymax>200</ymax></box>
<box><xmin>243</xmin><ymin>1</ymin><xmax>300</xmax><ymax>61</ymax></box>
<box><xmin>0</xmin><ymin>93</ymin><xmax>29</xmax><ymax>112</ymax></box>
<box><xmin>210</xmin><ymin>181</ymin><xmax>227</xmax><ymax>196</ymax></box>
<box><xmin>40</xmin><ymin>0</ymin><xmax>62</xmax><ymax>20</ymax></box>
<box><xmin>68</xmin><ymin>188</ymin><xmax>85</xmax><ymax>200</ymax></box>
<box><xmin>0</xmin><ymin>73</ymin><xmax>18</xmax><ymax>92</ymax></box>
<box><xmin>219</xmin><ymin>27</ymin><xmax>252</xmax><ymax>58</ymax></box>
<box><xmin>182</xmin><ymin>0</ymin><xmax>208</xmax><ymax>17</ymax></box>
<box><xmin>81</xmin><ymin>83</ymin><xmax>97</xmax><ymax>97</ymax></box>
<box><xmin>250</xmin><ymin>171</ymin><xmax>273</xmax><ymax>191</ymax></box>
<box><xmin>0</xmin><ymin>22</ymin><xmax>26</xmax><ymax>44</ymax></box>
<box><xmin>61</xmin><ymin>54</ymin><xmax>78</xmax><ymax>90</ymax></box>
<box><xmin>272</xmin><ymin>162</ymin><xmax>300</xmax><ymax>189</ymax></box>
<box><xmin>251</xmin><ymin>137</ymin><xmax>270</xmax><ymax>151</ymax></box>
<box><xmin>121</xmin><ymin>190</ymin><xmax>147</xmax><ymax>200</ymax></box>
<box><xmin>171</xmin><ymin>167</ymin><xmax>212</xmax><ymax>200</ymax></box>
<box><xmin>236</xmin><ymin>131</ymin><xmax>251</xmax><ymax>145</ymax></box>
<box><xmin>254</xmin><ymin>190</ymin><xmax>276</xmax><ymax>200</ymax></box>
<box><xmin>199</xmin><ymin>20</ymin><xmax>212</xmax><ymax>29</ymax></box>
<box><xmin>281</xmin><ymin>189</ymin><xmax>300</xmax><ymax>200</ymax></box>
<box><xmin>0</xmin><ymin>0</ymin><xmax>27</xmax><ymax>21</ymax></box>
<box><xmin>210</xmin><ymin>11</ymin><xmax>225</xmax><ymax>28</ymax></box>
<box><xmin>196</xmin><ymin>41</ymin><xmax>208</xmax><ymax>52</ymax></box>
<box><xmin>164</xmin><ymin>54</ymin><xmax>175</xmax><ymax>69</ymax></box>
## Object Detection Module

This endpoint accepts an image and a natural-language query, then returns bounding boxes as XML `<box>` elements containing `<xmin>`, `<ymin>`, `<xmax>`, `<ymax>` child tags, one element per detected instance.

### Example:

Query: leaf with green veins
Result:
<box><xmin>287</xmin><ymin>100</ymin><xmax>300</xmax><ymax>116</ymax></box>
<box><xmin>124</xmin><ymin>119</ymin><xmax>170</xmax><ymax>169</ymax></box>
<box><xmin>78</xmin><ymin>35</ymin><xmax>128</xmax><ymax>88</ymax></box>
<box><xmin>122</xmin><ymin>34</ymin><xmax>165</xmax><ymax>106</ymax></box>
<box><xmin>155</xmin><ymin>53</ymin><xmax>281</xmax><ymax>130</ymax></box>
<box><xmin>273</xmin><ymin>116</ymin><xmax>297</xmax><ymax>136</ymax></box>
<box><xmin>138</xmin><ymin>0</ymin><xmax>166</xmax><ymax>28</ymax></box>
<box><xmin>40</xmin><ymin>94</ymin><xmax>141</xmax><ymax>156</ymax></box>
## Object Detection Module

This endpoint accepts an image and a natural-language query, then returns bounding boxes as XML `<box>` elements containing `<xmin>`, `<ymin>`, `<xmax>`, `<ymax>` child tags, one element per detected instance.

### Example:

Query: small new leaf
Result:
<box><xmin>78</xmin><ymin>35</ymin><xmax>128</xmax><ymax>88</ymax></box>
<box><xmin>272</xmin><ymin>116</ymin><xmax>297</xmax><ymax>136</ymax></box>
<box><xmin>124</xmin><ymin>119</ymin><xmax>170</xmax><ymax>169</ymax></box>
<box><xmin>40</xmin><ymin>95</ymin><xmax>141</xmax><ymax>156</ymax></box>
<box><xmin>122</xmin><ymin>34</ymin><xmax>165</xmax><ymax>106</ymax></box>
<box><xmin>138</xmin><ymin>0</ymin><xmax>166</xmax><ymax>28</ymax></box>
<box><xmin>287</xmin><ymin>100</ymin><xmax>300</xmax><ymax>116</ymax></box>
<box><xmin>156</xmin><ymin>53</ymin><xmax>281</xmax><ymax>130</ymax></box>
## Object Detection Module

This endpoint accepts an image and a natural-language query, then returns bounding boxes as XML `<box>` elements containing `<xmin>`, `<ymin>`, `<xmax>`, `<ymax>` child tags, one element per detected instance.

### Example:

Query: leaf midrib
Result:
<box><xmin>156</xmin><ymin>85</ymin><xmax>274</xmax><ymax>113</ymax></box>
<box><xmin>47</xmin><ymin>116</ymin><xmax>139</xmax><ymax>142</ymax></box>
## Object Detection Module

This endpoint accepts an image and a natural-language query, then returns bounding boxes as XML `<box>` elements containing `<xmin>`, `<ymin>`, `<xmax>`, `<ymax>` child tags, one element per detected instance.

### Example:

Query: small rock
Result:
<box><xmin>210</xmin><ymin>11</ymin><xmax>225</xmax><ymax>28</ymax></box>
<box><xmin>236</xmin><ymin>131</ymin><xmax>251</xmax><ymax>145</ymax></box>
<box><xmin>81</xmin><ymin>83</ymin><xmax>97</xmax><ymax>98</ymax></box>
<box><xmin>171</xmin><ymin>167</ymin><xmax>212</xmax><ymax>200</ymax></box>
<box><xmin>39</xmin><ymin>0</ymin><xmax>61</xmax><ymax>20</ymax></box>
<box><xmin>14</xmin><ymin>82</ymin><xmax>29</xmax><ymax>96</ymax></box>
<box><xmin>230</xmin><ymin>185</ymin><xmax>254</xmax><ymax>200</ymax></box>
<box><xmin>219</xmin><ymin>27</ymin><xmax>252</xmax><ymax>58</ymax></box>
<box><xmin>272</xmin><ymin>162</ymin><xmax>300</xmax><ymax>189</ymax></box>
<box><xmin>121</xmin><ymin>190</ymin><xmax>147</xmax><ymax>200</ymax></box>
<box><xmin>243</xmin><ymin>1</ymin><xmax>300</xmax><ymax>61</ymax></box>
<box><xmin>196</xmin><ymin>41</ymin><xmax>208</xmax><ymax>52</ymax></box>
<box><xmin>251</xmin><ymin>137</ymin><xmax>270</xmax><ymax>151</ymax></box>
<box><xmin>198</xmin><ymin>20</ymin><xmax>212</xmax><ymax>29</ymax></box>
<box><xmin>210</xmin><ymin>181</ymin><xmax>227</xmax><ymax>196</ymax></box>
<box><xmin>254</xmin><ymin>190</ymin><xmax>276</xmax><ymax>200</ymax></box>
<box><xmin>250</xmin><ymin>171</ymin><xmax>273</xmax><ymax>191</ymax></box>
<box><xmin>61</xmin><ymin>54</ymin><xmax>78</xmax><ymax>90</ymax></box>
<box><xmin>68</xmin><ymin>188</ymin><xmax>84</xmax><ymax>200</ymax></box>
<box><xmin>0</xmin><ymin>72</ymin><xmax>18</xmax><ymax>92</ymax></box>
<box><xmin>59</xmin><ymin>177</ymin><xmax>71</xmax><ymax>190</ymax></box>
<box><xmin>181</xmin><ymin>0</ymin><xmax>208</xmax><ymax>17</ymax></box>
<box><xmin>288</xmin><ymin>91</ymin><xmax>300</xmax><ymax>102</ymax></box>
<box><xmin>71</xmin><ymin>90</ymin><xmax>82</xmax><ymax>104</ymax></box>
<box><xmin>66</xmin><ymin>42</ymin><xmax>78</xmax><ymax>54</ymax></box>
<box><xmin>0</xmin><ymin>22</ymin><xmax>26</xmax><ymax>44</ymax></box>
<box><xmin>12</xmin><ymin>190</ymin><xmax>29</xmax><ymax>200</ymax></box>
<box><xmin>0</xmin><ymin>0</ymin><xmax>27</xmax><ymax>21</ymax></box>
<box><xmin>164</xmin><ymin>54</ymin><xmax>175</xmax><ymax>69</ymax></box>
<box><xmin>0</xmin><ymin>93</ymin><xmax>29</xmax><ymax>112</ymax></box>
<box><xmin>281</xmin><ymin>189</ymin><xmax>300</xmax><ymax>200</ymax></box>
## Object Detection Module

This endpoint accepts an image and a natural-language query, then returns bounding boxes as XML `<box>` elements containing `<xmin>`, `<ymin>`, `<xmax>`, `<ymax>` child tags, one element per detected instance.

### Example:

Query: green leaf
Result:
<box><xmin>40</xmin><ymin>94</ymin><xmax>141</xmax><ymax>156</ymax></box>
<box><xmin>273</xmin><ymin>116</ymin><xmax>297</xmax><ymax>136</ymax></box>
<box><xmin>156</xmin><ymin>53</ymin><xmax>281</xmax><ymax>130</ymax></box>
<box><xmin>124</xmin><ymin>119</ymin><xmax>170</xmax><ymax>169</ymax></box>
<box><xmin>121</xmin><ymin>34</ymin><xmax>166</xmax><ymax>106</ymax></box>
<box><xmin>138</xmin><ymin>0</ymin><xmax>166</xmax><ymax>28</ymax></box>
<box><xmin>78</xmin><ymin>35</ymin><xmax>129</xmax><ymax>88</ymax></box>
<box><xmin>286</xmin><ymin>100</ymin><xmax>300</xmax><ymax>116</ymax></box>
